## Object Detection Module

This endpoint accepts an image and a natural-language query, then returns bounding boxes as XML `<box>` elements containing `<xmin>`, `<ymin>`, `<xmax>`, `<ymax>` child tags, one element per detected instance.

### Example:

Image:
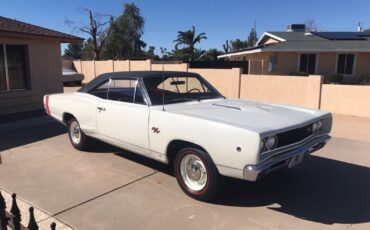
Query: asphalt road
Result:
<box><xmin>0</xmin><ymin>115</ymin><xmax>370</xmax><ymax>229</ymax></box>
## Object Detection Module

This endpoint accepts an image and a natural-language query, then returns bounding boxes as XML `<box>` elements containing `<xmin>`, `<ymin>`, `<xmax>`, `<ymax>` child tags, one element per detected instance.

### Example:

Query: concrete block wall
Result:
<box><xmin>320</xmin><ymin>85</ymin><xmax>370</xmax><ymax>118</ymax></box>
<box><xmin>72</xmin><ymin>59</ymin><xmax>370</xmax><ymax>118</ymax></box>
<box><xmin>240</xmin><ymin>75</ymin><xmax>322</xmax><ymax>109</ymax></box>
<box><xmin>189</xmin><ymin>68</ymin><xmax>241</xmax><ymax>98</ymax></box>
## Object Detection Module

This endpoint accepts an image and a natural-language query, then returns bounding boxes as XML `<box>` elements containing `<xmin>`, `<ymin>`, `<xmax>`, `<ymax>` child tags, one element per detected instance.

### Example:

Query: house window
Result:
<box><xmin>337</xmin><ymin>54</ymin><xmax>354</xmax><ymax>75</ymax></box>
<box><xmin>0</xmin><ymin>44</ymin><xmax>29</xmax><ymax>92</ymax></box>
<box><xmin>299</xmin><ymin>53</ymin><xmax>316</xmax><ymax>74</ymax></box>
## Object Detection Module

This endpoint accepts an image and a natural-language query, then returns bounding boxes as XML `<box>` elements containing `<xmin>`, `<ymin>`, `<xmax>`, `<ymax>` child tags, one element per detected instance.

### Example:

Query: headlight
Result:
<box><xmin>260</xmin><ymin>135</ymin><xmax>278</xmax><ymax>153</ymax></box>
<box><xmin>312</xmin><ymin>120</ymin><xmax>323</xmax><ymax>134</ymax></box>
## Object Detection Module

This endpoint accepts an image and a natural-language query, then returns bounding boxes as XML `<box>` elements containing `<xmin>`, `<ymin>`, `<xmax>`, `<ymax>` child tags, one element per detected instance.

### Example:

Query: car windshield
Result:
<box><xmin>143</xmin><ymin>75</ymin><xmax>223</xmax><ymax>105</ymax></box>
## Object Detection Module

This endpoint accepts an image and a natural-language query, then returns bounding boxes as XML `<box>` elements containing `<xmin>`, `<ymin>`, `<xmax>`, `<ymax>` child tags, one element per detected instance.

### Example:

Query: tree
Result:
<box><xmin>144</xmin><ymin>46</ymin><xmax>160</xmax><ymax>60</ymax></box>
<box><xmin>160</xmin><ymin>47</ymin><xmax>172</xmax><ymax>61</ymax></box>
<box><xmin>171</xmin><ymin>47</ymin><xmax>188</xmax><ymax>61</ymax></box>
<box><xmin>223</xmin><ymin>40</ymin><xmax>230</xmax><ymax>53</ymax></box>
<box><xmin>104</xmin><ymin>3</ymin><xmax>146</xmax><ymax>59</ymax></box>
<box><xmin>147</xmin><ymin>46</ymin><xmax>155</xmax><ymax>57</ymax></box>
<box><xmin>173</xmin><ymin>26</ymin><xmax>207</xmax><ymax>61</ymax></box>
<box><xmin>63</xmin><ymin>43</ymin><xmax>83</xmax><ymax>59</ymax></box>
<box><xmin>229</xmin><ymin>39</ymin><xmax>247</xmax><ymax>51</ymax></box>
<box><xmin>246</xmin><ymin>28</ymin><xmax>258</xmax><ymax>47</ymax></box>
<box><xmin>205</xmin><ymin>48</ymin><xmax>223</xmax><ymax>61</ymax></box>
<box><xmin>76</xmin><ymin>8</ymin><xmax>113</xmax><ymax>60</ymax></box>
<box><xmin>81</xmin><ymin>38</ymin><xmax>95</xmax><ymax>60</ymax></box>
<box><xmin>305</xmin><ymin>19</ymin><xmax>317</xmax><ymax>32</ymax></box>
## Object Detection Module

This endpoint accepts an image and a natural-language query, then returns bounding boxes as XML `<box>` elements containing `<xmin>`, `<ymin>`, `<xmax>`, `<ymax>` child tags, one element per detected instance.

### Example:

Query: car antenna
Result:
<box><xmin>162</xmin><ymin>64</ymin><xmax>165</xmax><ymax>111</ymax></box>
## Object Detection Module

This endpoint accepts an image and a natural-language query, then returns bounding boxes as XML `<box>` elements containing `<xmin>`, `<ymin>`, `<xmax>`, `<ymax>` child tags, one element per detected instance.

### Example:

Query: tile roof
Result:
<box><xmin>0</xmin><ymin>16</ymin><xmax>83</xmax><ymax>43</ymax></box>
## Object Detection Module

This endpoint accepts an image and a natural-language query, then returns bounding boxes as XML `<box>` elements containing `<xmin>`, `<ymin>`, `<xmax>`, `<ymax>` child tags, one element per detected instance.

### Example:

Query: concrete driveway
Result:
<box><xmin>1</xmin><ymin>113</ymin><xmax>370</xmax><ymax>230</ymax></box>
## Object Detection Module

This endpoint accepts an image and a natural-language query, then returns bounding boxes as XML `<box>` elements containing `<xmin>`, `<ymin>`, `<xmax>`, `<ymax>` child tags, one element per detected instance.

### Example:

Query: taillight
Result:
<box><xmin>44</xmin><ymin>95</ymin><xmax>50</xmax><ymax>115</ymax></box>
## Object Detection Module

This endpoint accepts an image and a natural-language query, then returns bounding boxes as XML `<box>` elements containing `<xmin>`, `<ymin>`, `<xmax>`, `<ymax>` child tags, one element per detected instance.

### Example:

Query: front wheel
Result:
<box><xmin>67</xmin><ymin>119</ymin><xmax>91</xmax><ymax>151</ymax></box>
<box><xmin>174</xmin><ymin>148</ymin><xmax>221</xmax><ymax>201</ymax></box>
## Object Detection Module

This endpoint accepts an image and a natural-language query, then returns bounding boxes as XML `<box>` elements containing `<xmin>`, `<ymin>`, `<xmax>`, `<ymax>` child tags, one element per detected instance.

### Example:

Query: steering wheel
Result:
<box><xmin>187</xmin><ymin>88</ymin><xmax>201</xmax><ymax>93</ymax></box>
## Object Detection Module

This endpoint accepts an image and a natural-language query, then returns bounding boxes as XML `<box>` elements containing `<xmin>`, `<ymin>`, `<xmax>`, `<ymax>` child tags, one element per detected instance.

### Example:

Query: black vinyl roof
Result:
<box><xmin>78</xmin><ymin>71</ymin><xmax>199</xmax><ymax>92</ymax></box>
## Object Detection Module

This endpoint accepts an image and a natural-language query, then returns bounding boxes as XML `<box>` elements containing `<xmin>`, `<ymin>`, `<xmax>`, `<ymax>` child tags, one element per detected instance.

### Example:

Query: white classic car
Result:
<box><xmin>44</xmin><ymin>71</ymin><xmax>332</xmax><ymax>201</ymax></box>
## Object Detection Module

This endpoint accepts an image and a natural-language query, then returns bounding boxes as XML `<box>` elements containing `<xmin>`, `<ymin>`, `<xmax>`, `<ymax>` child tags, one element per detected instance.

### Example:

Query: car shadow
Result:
<box><xmin>214</xmin><ymin>155</ymin><xmax>370</xmax><ymax>225</ymax></box>
<box><xmin>104</xmin><ymin>144</ymin><xmax>370</xmax><ymax>225</ymax></box>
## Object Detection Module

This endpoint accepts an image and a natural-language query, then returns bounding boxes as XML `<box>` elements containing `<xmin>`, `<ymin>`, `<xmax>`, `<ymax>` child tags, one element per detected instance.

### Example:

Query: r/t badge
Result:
<box><xmin>152</xmin><ymin>127</ymin><xmax>160</xmax><ymax>134</ymax></box>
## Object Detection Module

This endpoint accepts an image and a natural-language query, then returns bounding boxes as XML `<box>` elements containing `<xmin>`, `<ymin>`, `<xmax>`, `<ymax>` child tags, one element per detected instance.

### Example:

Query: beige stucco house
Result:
<box><xmin>218</xmin><ymin>25</ymin><xmax>370</xmax><ymax>83</ymax></box>
<box><xmin>0</xmin><ymin>16</ymin><xmax>82</xmax><ymax>115</ymax></box>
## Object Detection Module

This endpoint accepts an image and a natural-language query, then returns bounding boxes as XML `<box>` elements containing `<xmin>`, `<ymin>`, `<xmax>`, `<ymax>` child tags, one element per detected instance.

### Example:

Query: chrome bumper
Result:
<box><xmin>243</xmin><ymin>134</ymin><xmax>331</xmax><ymax>181</ymax></box>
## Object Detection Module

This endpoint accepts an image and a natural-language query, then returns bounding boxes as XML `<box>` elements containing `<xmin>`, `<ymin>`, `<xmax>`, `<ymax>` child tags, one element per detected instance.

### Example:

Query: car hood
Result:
<box><xmin>163</xmin><ymin>99</ymin><xmax>328</xmax><ymax>135</ymax></box>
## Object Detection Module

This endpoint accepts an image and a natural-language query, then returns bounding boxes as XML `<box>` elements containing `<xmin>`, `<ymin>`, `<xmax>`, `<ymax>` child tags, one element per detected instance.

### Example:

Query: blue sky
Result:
<box><xmin>2</xmin><ymin>0</ymin><xmax>370</xmax><ymax>54</ymax></box>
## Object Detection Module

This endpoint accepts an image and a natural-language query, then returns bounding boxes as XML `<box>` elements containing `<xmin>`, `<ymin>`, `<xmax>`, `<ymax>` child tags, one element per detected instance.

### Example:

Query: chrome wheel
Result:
<box><xmin>180</xmin><ymin>153</ymin><xmax>208</xmax><ymax>192</ymax></box>
<box><xmin>69</xmin><ymin>120</ymin><xmax>81</xmax><ymax>144</ymax></box>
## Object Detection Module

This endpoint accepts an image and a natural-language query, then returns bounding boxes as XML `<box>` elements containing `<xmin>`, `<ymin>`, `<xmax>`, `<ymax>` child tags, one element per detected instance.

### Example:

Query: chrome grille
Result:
<box><xmin>276</xmin><ymin>123</ymin><xmax>313</xmax><ymax>148</ymax></box>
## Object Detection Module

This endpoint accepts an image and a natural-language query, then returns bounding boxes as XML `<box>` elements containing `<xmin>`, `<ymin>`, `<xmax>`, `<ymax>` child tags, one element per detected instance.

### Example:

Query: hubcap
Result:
<box><xmin>69</xmin><ymin>121</ymin><xmax>81</xmax><ymax>144</ymax></box>
<box><xmin>180</xmin><ymin>153</ymin><xmax>207</xmax><ymax>192</ymax></box>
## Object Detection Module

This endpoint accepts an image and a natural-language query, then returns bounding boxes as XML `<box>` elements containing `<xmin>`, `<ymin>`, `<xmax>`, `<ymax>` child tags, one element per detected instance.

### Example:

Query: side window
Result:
<box><xmin>108</xmin><ymin>79</ymin><xmax>146</xmax><ymax>105</ymax></box>
<box><xmin>88</xmin><ymin>78</ymin><xmax>146</xmax><ymax>105</ymax></box>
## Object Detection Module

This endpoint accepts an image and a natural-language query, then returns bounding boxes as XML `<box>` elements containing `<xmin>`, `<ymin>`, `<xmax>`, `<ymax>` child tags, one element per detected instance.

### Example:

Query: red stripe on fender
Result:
<box><xmin>45</xmin><ymin>95</ymin><xmax>50</xmax><ymax>115</ymax></box>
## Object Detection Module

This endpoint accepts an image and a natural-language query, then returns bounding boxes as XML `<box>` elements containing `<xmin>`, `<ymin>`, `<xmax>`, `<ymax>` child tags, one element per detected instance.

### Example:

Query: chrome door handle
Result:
<box><xmin>97</xmin><ymin>107</ymin><xmax>106</xmax><ymax>112</ymax></box>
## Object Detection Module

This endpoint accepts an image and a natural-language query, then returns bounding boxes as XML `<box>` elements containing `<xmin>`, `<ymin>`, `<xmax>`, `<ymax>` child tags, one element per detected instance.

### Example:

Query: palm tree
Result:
<box><xmin>173</xmin><ymin>26</ymin><xmax>207</xmax><ymax>61</ymax></box>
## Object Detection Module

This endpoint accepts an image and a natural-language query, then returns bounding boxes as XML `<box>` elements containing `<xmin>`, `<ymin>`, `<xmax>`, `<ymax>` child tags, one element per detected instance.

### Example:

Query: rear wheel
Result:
<box><xmin>174</xmin><ymin>148</ymin><xmax>221</xmax><ymax>201</ymax></box>
<box><xmin>67</xmin><ymin>119</ymin><xmax>91</xmax><ymax>151</ymax></box>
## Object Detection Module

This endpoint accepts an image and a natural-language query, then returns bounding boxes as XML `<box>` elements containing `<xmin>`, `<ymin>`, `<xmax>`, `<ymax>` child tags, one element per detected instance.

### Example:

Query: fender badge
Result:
<box><xmin>152</xmin><ymin>127</ymin><xmax>160</xmax><ymax>134</ymax></box>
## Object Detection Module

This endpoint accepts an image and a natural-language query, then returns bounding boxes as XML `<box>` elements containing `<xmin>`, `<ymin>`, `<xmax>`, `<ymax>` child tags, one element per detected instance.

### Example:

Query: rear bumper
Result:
<box><xmin>243</xmin><ymin>134</ymin><xmax>331</xmax><ymax>181</ymax></box>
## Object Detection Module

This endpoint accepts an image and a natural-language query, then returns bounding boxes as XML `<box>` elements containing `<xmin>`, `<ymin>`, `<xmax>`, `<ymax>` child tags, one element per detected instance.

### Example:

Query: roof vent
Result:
<box><xmin>287</xmin><ymin>24</ymin><xmax>306</xmax><ymax>32</ymax></box>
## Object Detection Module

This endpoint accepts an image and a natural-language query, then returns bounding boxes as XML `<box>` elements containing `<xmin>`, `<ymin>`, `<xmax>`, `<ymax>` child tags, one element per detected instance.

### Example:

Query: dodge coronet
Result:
<box><xmin>44</xmin><ymin>71</ymin><xmax>332</xmax><ymax>201</ymax></box>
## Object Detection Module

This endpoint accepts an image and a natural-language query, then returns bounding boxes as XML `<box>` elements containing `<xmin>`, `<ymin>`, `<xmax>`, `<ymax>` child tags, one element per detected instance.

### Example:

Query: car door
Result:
<box><xmin>96</xmin><ymin>78</ymin><xmax>150</xmax><ymax>154</ymax></box>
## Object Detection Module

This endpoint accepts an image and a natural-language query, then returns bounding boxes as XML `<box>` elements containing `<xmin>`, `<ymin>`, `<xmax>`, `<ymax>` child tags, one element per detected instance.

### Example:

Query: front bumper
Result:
<box><xmin>243</xmin><ymin>134</ymin><xmax>331</xmax><ymax>181</ymax></box>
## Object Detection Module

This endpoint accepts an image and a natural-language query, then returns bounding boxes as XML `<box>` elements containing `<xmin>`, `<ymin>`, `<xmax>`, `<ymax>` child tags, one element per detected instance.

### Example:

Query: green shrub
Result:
<box><xmin>290</xmin><ymin>71</ymin><xmax>309</xmax><ymax>76</ymax></box>
<box><xmin>361</xmin><ymin>73</ymin><xmax>370</xmax><ymax>85</ymax></box>
<box><xmin>324</xmin><ymin>73</ymin><xmax>343</xmax><ymax>84</ymax></box>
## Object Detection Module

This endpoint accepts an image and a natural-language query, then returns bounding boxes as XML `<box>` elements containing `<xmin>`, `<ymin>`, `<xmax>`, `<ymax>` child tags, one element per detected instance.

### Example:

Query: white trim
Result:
<box><xmin>335</xmin><ymin>53</ymin><xmax>357</xmax><ymax>77</ymax></box>
<box><xmin>255</xmin><ymin>32</ymin><xmax>286</xmax><ymax>46</ymax></box>
<box><xmin>217</xmin><ymin>48</ymin><xmax>262</xmax><ymax>59</ymax></box>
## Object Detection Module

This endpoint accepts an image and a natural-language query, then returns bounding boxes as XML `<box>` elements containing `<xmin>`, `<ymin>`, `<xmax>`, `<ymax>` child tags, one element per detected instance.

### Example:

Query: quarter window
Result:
<box><xmin>337</xmin><ymin>54</ymin><xmax>354</xmax><ymax>75</ymax></box>
<box><xmin>89</xmin><ymin>79</ymin><xmax>146</xmax><ymax>105</ymax></box>
<box><xmin>0</xmin><ymin>44</ymin><xmax>29</xmax><ymax>92</ymax></box>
